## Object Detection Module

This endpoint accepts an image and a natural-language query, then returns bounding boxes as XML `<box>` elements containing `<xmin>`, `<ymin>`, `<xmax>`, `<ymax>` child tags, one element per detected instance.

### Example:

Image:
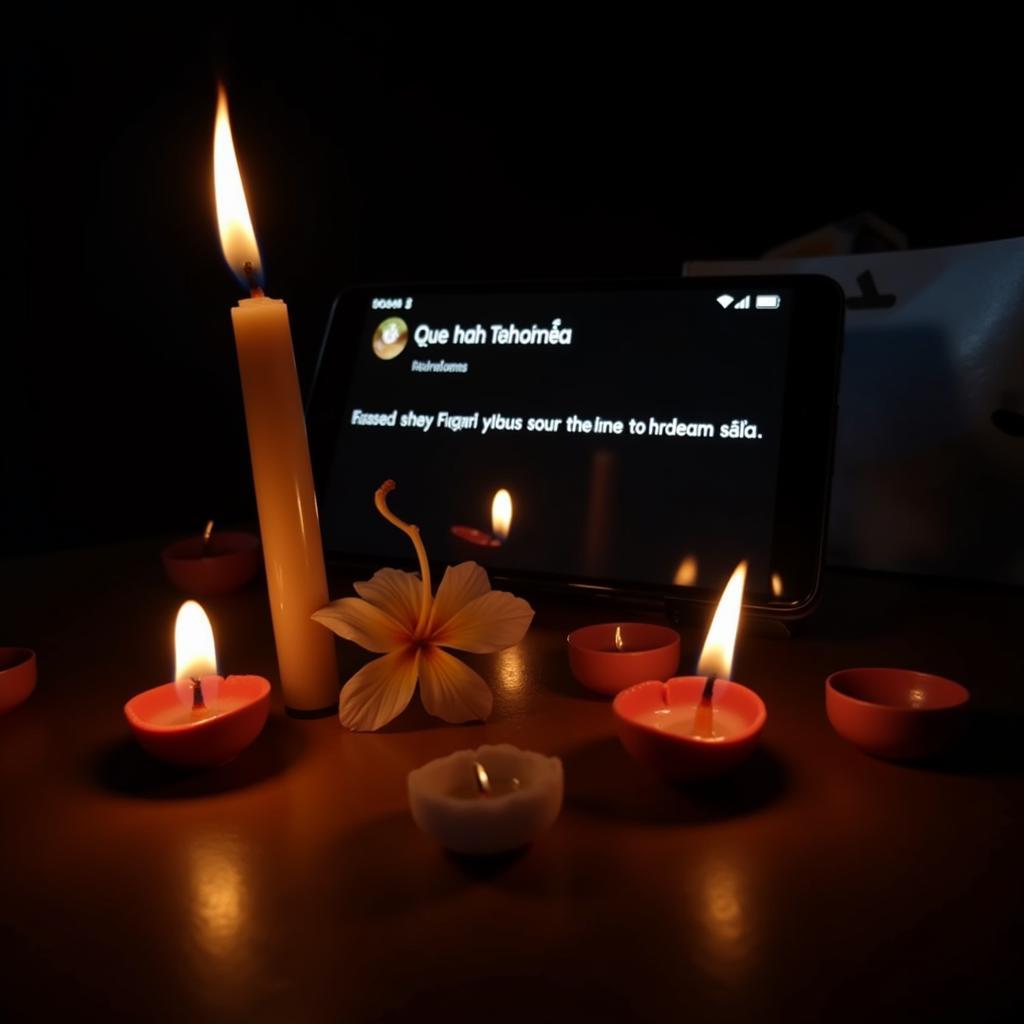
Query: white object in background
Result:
<box><xmin>686</xmin><ymin>237</ymin><xmax>1024</xmax><ymax>585</ymax></box>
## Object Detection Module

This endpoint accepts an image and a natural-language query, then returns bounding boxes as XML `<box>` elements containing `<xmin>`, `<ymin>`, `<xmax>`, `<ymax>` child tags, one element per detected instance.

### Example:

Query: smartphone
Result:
<box><xmin>307</xmin><ymin>276</ymin><xmax>844</xmax><ymax>617</ymax></box>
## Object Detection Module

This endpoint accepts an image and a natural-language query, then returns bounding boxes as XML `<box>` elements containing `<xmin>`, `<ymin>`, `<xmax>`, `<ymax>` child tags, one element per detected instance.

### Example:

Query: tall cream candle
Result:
<box><xmin>214</xmin><ymin>86</ymin><xmax>338</xmax><ymax>712</ymax></box>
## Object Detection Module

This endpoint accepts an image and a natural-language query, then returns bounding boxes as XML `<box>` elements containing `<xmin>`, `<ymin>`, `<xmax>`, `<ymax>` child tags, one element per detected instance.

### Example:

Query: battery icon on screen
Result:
<box><xmin>755</xmin><ymin>294</ymin><xmax>781</xmax><ymax>310</ymax></box>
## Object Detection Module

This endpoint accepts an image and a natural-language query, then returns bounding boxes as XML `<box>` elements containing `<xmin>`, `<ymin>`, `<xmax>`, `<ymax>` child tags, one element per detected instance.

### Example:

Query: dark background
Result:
<box><xmin>5</xmin><ymin>11</ymin><xmax>1020</xmax><ymax>557</ymax></box>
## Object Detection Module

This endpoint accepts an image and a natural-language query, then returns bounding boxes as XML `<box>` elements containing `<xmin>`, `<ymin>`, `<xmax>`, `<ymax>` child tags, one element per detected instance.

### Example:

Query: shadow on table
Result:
<box><xmin>904</xmin><ymin>707</ymin><xmax>1024</xmax><ymax>778</ymax></box>
<box><xmin>563</xmin><ymin>736</ymin><xmax>788</xmax><ymax>825</ymax></box>
<box><xmin>372</xmin><ymin>697</ymin><xmax>466</xmax><ymax>733</ymax></box>
<box><xmin>93</xmin><ymin>713</ymin><xmax>305</xmax><ymax>799</ymax></box>
<box><xmin>328</xmin><ymin>809</ymin><xmax>579</xmax><ymax>919</ymax></box>
<box><xmin>325</xmin><ymin>812</ymin><xmax>489</xmax><ymax>919</ymax></box>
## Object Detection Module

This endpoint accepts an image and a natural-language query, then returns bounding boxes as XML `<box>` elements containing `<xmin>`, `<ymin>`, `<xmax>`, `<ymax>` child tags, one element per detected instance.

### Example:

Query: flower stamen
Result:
<box><xmin>374</xmin><ymin>480</ymin><xmax>433</xmax><ymax>637</ymax></box>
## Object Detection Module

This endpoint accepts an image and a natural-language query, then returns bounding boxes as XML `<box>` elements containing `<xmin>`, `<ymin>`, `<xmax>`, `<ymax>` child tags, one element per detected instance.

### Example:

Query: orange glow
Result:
<box><xmin>696</xmin><ymin>562</ymin><xmax>747</xmax><ymax>680</ymax></box>
<box><xmin>213</xmin><ymin>85</ymin><xmax>262</xmax><ymax>288</ymax></box>
<box><xmin>674</xmin><ymin>555</ymin><xmax>698</xmax><ymax>587</ymax></box>
<box><xmin>491</xmin><ymin>489</ymin><xmax>512</xmax><ymax>542</ymax></box>
<box><xmin>771</xmin><ymin>573</ymin><xmax>783</xmax><ymax>598</ymax></box>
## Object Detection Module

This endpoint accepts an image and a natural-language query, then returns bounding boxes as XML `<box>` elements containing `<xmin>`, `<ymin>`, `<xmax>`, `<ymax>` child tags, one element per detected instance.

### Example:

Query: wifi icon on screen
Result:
<box><xmin>716</xmin><ymin>294</ymin><xmax>735</xmax><ymax>309</ymax></box>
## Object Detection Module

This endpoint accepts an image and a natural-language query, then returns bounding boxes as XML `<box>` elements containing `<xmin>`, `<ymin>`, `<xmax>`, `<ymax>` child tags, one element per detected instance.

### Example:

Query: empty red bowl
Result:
<box><xmin>0</xmin><ymin>647</ymin><xmax>36</xmax><ymax>715</ymax></box>
<box><xmin>161</xmin><ymin>531</ymin><xmax>262</xmax><ymax>596</ymax></box>
<box><xmin>825</xmin><ymin>668</ymin><xmax>970</xmax><ymax>760</ymax></box>
<box><xmin>567</xmin><ymin>622</ymin><xmax>680</xmax><ymax>696</ymax></box>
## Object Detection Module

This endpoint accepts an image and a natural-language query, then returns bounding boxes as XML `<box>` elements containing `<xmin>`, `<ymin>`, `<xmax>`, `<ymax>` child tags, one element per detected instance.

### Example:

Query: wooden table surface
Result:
<box><xmin>2</xmin><ymin>541</ymin><xmax>1023</xmax><ymax>1023</ymax></box>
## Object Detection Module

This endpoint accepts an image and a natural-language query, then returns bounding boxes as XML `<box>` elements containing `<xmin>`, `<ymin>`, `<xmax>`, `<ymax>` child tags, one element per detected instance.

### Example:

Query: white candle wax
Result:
<box><xmin>213</xmin><ymin>87</ymin><xmax>338</xmax><ymax>713</ymax></box>
<box><xmin>232</xmin><ymin>296</ymin><xmax>338</xmax><ymax>711</ymax></box>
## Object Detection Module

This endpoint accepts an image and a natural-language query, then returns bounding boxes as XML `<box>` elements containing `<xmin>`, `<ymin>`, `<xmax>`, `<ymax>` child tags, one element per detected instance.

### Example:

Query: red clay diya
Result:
<box><xmin>161</xmin><ymin>521</ymin><xmax>261</xmax><ymax>597</ymax></box>
<box><xmin>826</xmin><ymin>667</ymin><xmax>970</xmax><ymax>760</ymax></box>
<box><xmin>0</xmin><ymin>647</ymin><xmax>36</xmax><ymax>715</ymax></box>
<box><xmin>567</xmin><ymin>622</ymin><xmax>680</xmax><ymax>695</ymax></box>
<box><xmin>123</xmin><ymin>601</ymin><xmax>270</xmax><ymax>767</ymax></box>
<box><xmin>614</xmin><ymin>676</ymin><xmax>766</xmax><ymax>781</ymax></box>
<box><xmin>124</xmin><ymin>674</ymin><xmax>270</xmax><ymax>768</ymax></box>
<box><xmin>612</xmin><ymin>562</ymin><xmax>767</xmax><ymax>780</ymax></box>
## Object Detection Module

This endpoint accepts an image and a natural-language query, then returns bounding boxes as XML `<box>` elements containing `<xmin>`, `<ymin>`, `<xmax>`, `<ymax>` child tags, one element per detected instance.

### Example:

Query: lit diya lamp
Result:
<box><xmin>613</xmin><ymin>561</ymin><xmax>767</xmax><ymax>781</ymax></box>
<box><xmin>567</xmin><ymin>622</ymin><xmax>681</xmax><ymax>695</ymax></box>
<box><xmin>123</xmin><ymin>601</ymin><xmax>270</xmax><ymax>767</ymax></box>
<box><xmin>451</xmin><ymin>488</ymin><xmax>512</xmax><ymax>548</ymax></box>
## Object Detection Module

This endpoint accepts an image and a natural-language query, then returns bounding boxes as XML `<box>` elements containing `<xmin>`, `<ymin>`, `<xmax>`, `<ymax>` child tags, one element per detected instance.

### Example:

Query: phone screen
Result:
<box><xmin>312</xmin><ymin>280</ymin><xmax>841</xmax><ymax>610</ymax></box>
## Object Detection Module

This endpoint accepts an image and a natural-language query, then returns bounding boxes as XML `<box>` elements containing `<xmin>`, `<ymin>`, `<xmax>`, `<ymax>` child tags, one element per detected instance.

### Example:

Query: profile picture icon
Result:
<box><xmin>372</xmin><ymin>317</ymin><xmax>409</xmax><ymax>361</ymax></box>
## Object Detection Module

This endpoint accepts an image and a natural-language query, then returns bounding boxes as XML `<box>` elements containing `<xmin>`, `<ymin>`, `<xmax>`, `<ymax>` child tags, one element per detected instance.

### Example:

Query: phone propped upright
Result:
<box><xmin>307</xmin><ymin>276</ymin><xmax>844</xmax><ymax>618</ymax></box>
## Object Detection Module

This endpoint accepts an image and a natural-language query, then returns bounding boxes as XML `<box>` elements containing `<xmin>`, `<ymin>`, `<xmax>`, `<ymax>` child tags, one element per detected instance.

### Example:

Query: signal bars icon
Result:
<box><xmin>734</xmin><ymin>295</ymin><xmax>752</xmax><ymax>309</ymax></box>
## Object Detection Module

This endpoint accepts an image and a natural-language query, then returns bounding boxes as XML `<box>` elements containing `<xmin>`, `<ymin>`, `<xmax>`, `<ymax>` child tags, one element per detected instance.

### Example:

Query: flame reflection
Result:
<box><xmin>188</xmin><ymin>836</ymin><xmax>248</xmax><ymax>961</ymax></box>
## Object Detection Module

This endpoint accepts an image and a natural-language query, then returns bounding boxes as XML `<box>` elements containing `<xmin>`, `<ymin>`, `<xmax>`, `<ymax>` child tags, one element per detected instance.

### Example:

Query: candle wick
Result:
<box><xmin>692</xmin><ymin>675</ymin><xmax>717</xmax><ymax>739</ymax></box>
<box><xmin>701</xmin><ymin>675</ymin><xmax>717</xmax><ymax>706</ymax></box>
<box><xmin>191</xmin><ymin>677</ymin><xmax>207</xmax><ymax>713</ymax></box>
<box><xmin>243</xmin><ymin>261</ymin><xmax>264</xmax><ymax>298</ymax></box>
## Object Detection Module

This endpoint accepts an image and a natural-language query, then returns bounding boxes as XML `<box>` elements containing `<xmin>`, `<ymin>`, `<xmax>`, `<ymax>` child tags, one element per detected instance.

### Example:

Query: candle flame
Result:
<box><xmin>175</xmin><ymin>600</ymin><xmax>218</xmax><ymax>682</ymax></box>
<box><xmin>214</xmin><ymin>85</ymin><xmax>263</xmax><ymax>291</ymax></box>
<box><xmin>491</xmin><ymin>488</ymin><xmax>512</xmax><ymax>542</ymax></box>
<box><xmin>614</xmin><ymin>625</ymin><xmax>624</xmax><ymax>651</ymax></box>
<box><xmin>771</xmin><ymin>572</ymin><xmax>783</xmax><ymax>598</ymax></box>
<box><xmin>696</xmin><ymin>561</ymin><xmax>747</xmax><ymax>680</ymax></box>
<box><xmin>474</xmin><ymin>761</ymin><xmax>493</xmax><ymax>796</ymax></box>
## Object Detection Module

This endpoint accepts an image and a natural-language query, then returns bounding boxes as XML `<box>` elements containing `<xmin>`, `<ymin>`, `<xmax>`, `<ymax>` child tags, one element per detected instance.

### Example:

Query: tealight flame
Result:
<box><xmin>771</xmin><ymin>573</ymin><xmax>783</xmax><ymax>598</ymax></box>
<box><xmin>696</xmin><ymin>561</ymin><xmax>747</xmax><ymax>680</ymax></box>
<box><xmin>474</xmin><ymin>761</ymin><xmax>493</xmax><ymax>796</ymax></box>
<box><xmin>175</xmin><ymin>600</ymin><xmax>218</xmax><ymax>682</ymax></box>
<box><xmin>674</xmin><ymin>555</ymin><xmax>699</xmax><ymax>587</ymax></box>
<box><xmin>213</xmin><ymin>85</ymin><xmax>263</xmax><ymax>291</ymax></box>
<box><xmin>491</xmin><ymin>488</ymin><xmax>512</xmax><ymax>543</ymax></box>
<box><xmin>614</xmin><ymin>625</ymin><xmax>624</xmax><ymax>650</ymax></box>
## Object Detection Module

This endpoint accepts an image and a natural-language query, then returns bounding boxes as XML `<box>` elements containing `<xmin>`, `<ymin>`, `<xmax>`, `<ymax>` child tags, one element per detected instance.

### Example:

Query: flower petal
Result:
<box><xmin>339</xmin><ymin>647</ymin><xmax>420</xmax><ymax>731</ymax></box>
<box><xmin>418</xmin><ymin>646</ymin><xmax>493</xmax><ymax>723</ymax></box>
<box><xmin>428</xmin><ymin>562</ymin><xmax>492</xmax><ymax>633</ymax></box>
<box><xmin>312</xmin><ymin>597</ymin><xmax>408</xmax><ymax>653</ymax></box>
<box><xmin>431</xmin><ymin>590</ymin><xmax>535</xmax><ymax>653</ymax></box>
<box><xmin>353</xmin><ymin>567</ymin><xmax>423</xmax><ymax>635</ymax></box>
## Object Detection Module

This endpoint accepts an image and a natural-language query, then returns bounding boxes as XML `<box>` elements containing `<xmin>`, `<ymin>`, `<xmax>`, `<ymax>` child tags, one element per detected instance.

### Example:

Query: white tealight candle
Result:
<box><xmin>407</xmin><ymin>745</ymin><xmax>563</xmax><ymax>855</ymax></box>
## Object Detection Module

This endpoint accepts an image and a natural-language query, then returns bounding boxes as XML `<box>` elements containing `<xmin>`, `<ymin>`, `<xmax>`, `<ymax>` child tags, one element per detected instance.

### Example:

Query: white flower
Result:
<box><xmin>313</xmin><ymin>481</ymin><xmax>534</xmax><ymax>731</ymax></box>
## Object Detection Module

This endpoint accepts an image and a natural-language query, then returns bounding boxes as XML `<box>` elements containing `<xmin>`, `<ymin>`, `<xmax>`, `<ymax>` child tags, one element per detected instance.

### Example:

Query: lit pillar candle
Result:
<box><xmin>213</xmin><ymin>86</ymin><xmax>337</xmax><ymax>712</ymax></box>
